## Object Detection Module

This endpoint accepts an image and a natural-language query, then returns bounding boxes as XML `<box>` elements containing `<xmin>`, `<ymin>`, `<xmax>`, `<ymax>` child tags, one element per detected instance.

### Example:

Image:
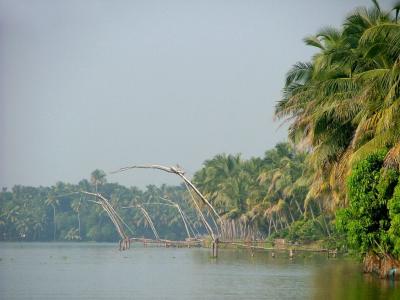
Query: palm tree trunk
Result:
<box><xmin>53</xmin><ymin>205</ymin><xmax>56</xmax><ymax>241</ymax></box>
<box><xmin>309</xmin><ymin>203</ymin><xmax>325</xmax><ymax>233</ymax></box>
<box><xmin>278</xmin><ymin>213</ymin><xmax>285</xmax><ymax>229</ymax></box>
<box><xmin>295</xmin><ymin>199</ymin><xmax>303</xmax><ymax>215</ymax></box>
<box><xmin>231</xmin><ymin>219</ymin><xmax>234</xmax><ymax>239</ymax></box>
<box><xmin>309</xmin><ymin>204</ymin><xmax>315</xmax><ymax>220</ymax></box>
<box><xmin>271</xmin><ymin>215</ymin><xmax>278</xmax><ymax>233</ymax></box>
<box><xmin>77</xmin><ymin>211</ymin><xmax>81</xmax><ymax>239</ymax></box>
<box><xmin>288</xmin><ymin>207</ymin><xmax>295</xmax><ymax>223</ymax></box>
<box><xmin>268</xmin><ymin>217</ymin><xmax>272</xmax><ymax>236</ymax></box>
<box><xmin>322</xmin><ymin>215</ymin><xmax>331</xmax><ymax>236</ymax></box>
<box><xmin>239</xmin><ymin>221</ymin><xmax>244</xmax><ymax>240</ymax></box>
<box><xmin>283</xmin><ymin>212</ymin><xmax>290</xmax><ymax>228</ymax></box>
<box><xmin>317</xmin><ymin>202</ymin><xmax>331</xmax><ymax>236</ymax></box>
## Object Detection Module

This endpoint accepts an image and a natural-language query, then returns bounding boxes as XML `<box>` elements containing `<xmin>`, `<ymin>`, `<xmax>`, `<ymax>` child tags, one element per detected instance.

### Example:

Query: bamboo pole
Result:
<box><xmin>180</xmin><ymin>209</ymin><xmax>199</xmax><ymax>238</ymax></box>
<box><xmin>160</xmin><ymin>197</ymin><xmax>192</xmax><ymax>240</ymax></box>
<box><xmin>110</xmin><ymin>164</ymin><xmax>222</xmax><ymax>242</ymax></box>
<box><xmin>81</xmin><ymin>191</ymin><xmax>132</xmax><ymax>250</ymax></box>
<box><xmin>107</xmin><ymin>163</ymin><xmax>224</xmax><ymax>257</ymax></box>
<box><xmin>139</xmin><ymin>205</ymin><xmax>160</xmax><ymax>240</ymax></box>
<box><xmin>183</xmin><ymin>181</ymin><xmax>216</xmax><ymax>241</ymax></box>
<box><xmin>53</xmin><ymin>191</ymin><xmax>133</xmax><ymax>250</ymax></box>
<box><xmin>81</xmin><ymin>191</ymin><xmax>134</xmax><ymax>236</ymax></box>
<box><xmin>143</xmin><ymin>199</ymin><xmax>193</xmax><ymax>240</ymax></box>
<box><xmin>123</xmin><ymin>204</ymin><xmax>160</xmax><ymax>240</ymax></box>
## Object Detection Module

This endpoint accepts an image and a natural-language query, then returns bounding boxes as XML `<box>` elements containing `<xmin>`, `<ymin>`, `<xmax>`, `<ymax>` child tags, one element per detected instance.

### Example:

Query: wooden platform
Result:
<box><xmin>130</xmin><ymin>237</ymin><xmax>203</xmax><ymax>248</ymax></box>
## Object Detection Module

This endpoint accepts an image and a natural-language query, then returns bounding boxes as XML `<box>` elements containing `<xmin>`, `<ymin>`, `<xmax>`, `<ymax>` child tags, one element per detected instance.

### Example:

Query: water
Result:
<box><xmin>0</xmin><ymin>242</ymin><xmax>399</xmax><ymax>299</ymax></box>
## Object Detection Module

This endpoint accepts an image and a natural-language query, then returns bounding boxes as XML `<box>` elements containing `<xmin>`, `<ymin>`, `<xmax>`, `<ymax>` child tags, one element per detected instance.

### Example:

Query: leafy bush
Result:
<box><xmin>388</xmin><ymin>184</ymin><xmax>400</xmax><ymax>256</ymax></box>
<box><xmin>286</xmin><ymin>219</ymin><xmax>325</xmax><ymax>243</ymax></box>
<box><xmin>336</xmin><ymin>150</ymin><xmax>400</xmax><ymax>257</ymax></box>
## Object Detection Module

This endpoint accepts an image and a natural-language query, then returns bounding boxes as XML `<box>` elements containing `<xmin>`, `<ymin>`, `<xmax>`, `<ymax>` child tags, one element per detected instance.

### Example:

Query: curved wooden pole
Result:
<box><xmin>123</xmin><ymin>204</ymin><xmax>160</xmax><ymax>240</ymax></box>
<box><xmin>183</xmin><ymin>180</ymin><xmax>215</xmax><ymax>240</ymax></box>
<box><xmin>111</xmin><ymin>164</ymin><xmax>221</xmax><ymax>241</ymax></box>
<box><xmin>91</xmin><ymin>198</ymin><xmax>126</xmax><ymax>240</ymax></box>
<box><xmin>110</xmin><ymin>164</ymin><xmax>222</xmax><ymax>224</ymax></box>
<box><xmin>159</xmin><ymin>197</ymin><xmax>192</xmax><ymax>240</ymax></box>
<box><xmin>80</xmin><ymin>191</ymin><xmax>134</xmax><ymax>251</ymax></box>
<box><xmin>180</xmin><ymin>209</ymin><xmax>200</xmax><ymax>238</ymax></box>
<box><xmin>52</xmin><ymin>191</ymin><xmax>134</xmax><ymax>250</ymax></box>
<box><xmin>138</xmin><ymin>205</ymin><xmax>160</xmax><ymax>240</ymax></box>
<box><xmin>143</xmin><ymin>201</ymin><xmax>192</xmax><ymax>240</ymax></box>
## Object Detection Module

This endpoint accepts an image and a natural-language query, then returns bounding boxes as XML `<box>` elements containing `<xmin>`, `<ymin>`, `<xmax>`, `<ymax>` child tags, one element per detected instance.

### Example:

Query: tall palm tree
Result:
<box><xmin>193</xmin><ymin>154</ymin><xmax>242</xmax><ymax>211</ymax></box>
<box><xmin>45</xmin><ymin>195</ymin><xmax>59</xmax><ymax>241</ymax></box>
<box><xmin>71</xmin><ymin>199</ymin><xmax>82</xmax><ymax>239</ymax></box>
<box><xmin>90</xmin><ymin>169</ymin><xmax>107</xmax><ymax>193</ymax></box>
<box><xmin>257</xmin><ymin>143</ymin><xmax>310</xmax><ymax>232</ymax></box>
<box><xmin>275</xmin><ymin>1</ymin><xmax>400</xmax><ymax>208</ymax></box>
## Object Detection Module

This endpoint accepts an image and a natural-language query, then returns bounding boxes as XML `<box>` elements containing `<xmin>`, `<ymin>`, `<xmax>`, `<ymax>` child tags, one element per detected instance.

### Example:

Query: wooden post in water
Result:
<box><xmin>212</xmin><ymin>238</ymin><xmax>219</xmax><ymax>257</ymax></box>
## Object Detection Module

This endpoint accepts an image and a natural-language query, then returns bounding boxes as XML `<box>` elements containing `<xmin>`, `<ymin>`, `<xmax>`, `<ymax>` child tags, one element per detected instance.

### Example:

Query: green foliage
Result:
<box><xmin>0</xmin><ymin>144</ymin><xmax>322</xmax><ymax>243</ymax></box>
<box><xmin>388</xmin><ymin>183</ymin><xmax>400</xmax><ymax>256</ymax></box>
<box><xmin>336</xmin><ymin>151</ymin><xmax>400</xmax><ymax>257</ymax></box>
<box><xmin>192</xmin><ymin>143</ymin><xmax>321</xmax><ymax>240</ymax></box>
<box><xmin>0</xmin><ymin>175</ymin><xmax>204</xmax><ymax>242</ymax></box>
<box><xmin>276</xmin><ymin>1</ymin><xmax>400</xmax><ymax>207</ymax></box>
<box><xmin>286</xmin><ymin>219</ymin><xmax>325</xmax><ymax>243</ymax></box>
<box><xmin>9</xmin><ymin>2</ymin><xmax>400</xmax><ymax>247</ymax></box>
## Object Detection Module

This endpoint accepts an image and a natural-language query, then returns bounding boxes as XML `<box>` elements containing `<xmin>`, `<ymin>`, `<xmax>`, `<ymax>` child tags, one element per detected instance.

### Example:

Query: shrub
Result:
<box><xmin>336</xmin><ymin>150</ymin><xmax>400</xmax><ymax>257</ymax></box>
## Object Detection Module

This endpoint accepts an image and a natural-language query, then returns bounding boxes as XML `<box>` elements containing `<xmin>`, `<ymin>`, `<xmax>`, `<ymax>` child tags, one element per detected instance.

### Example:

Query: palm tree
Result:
<box><xmin>45</xmin><ymin>195</ymin><xmax>59</xmax><ymax>241</ymax></box>
<box><xmin>275</xmin><ymin>1</ymin><xmax>400</xmax><ymax>208</ymax></box>
<box><xmin>257</xmin><ymin>143</ymin><xmax>311</xmax><ymax>234</ymax></box>
<box><xmin>193</xmin><ymin>154</ymin><xmax>242</xmax><ymax>211</ymax></box>
<box><xmin>71</xmin><ymin>199</ymin><xmax>82</xmax><ymax>239</ymax></box>
<box><xmin>5</xmin><ymin>205</ymin><xmax>20</xmax><ymax>224</ymax></box>
<box><xmin>90</xmin><ymin>169</ymin><xmax>107</xmax><ymax>193</ymax></box>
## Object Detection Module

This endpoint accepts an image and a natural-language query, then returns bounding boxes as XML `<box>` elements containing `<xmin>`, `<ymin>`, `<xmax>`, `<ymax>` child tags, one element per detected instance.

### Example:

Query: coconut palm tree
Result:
<box><xmin>275</xmin><ymin>1</ymin><xmax>400</xmax><ymax>208</ymax></box>
<box><xmin>257</xmin><ymin>143</ymin><xmax>310</xmax><ymax>232</ymax></box>
<box><xmin>90</xmin><ymin>169</ymin><xmax>107</xmax><ymax>193</ymax></box>
<box><xmin>71</xmin><ymin>199</ymin><xmax>82</xmax><ymax>239</ymax></box>
<box><xmin>45</xmin><ymin>195</ymin><xmax>59</xmax><ymax>241</ymax></box>
<box><xmin>193</xmin><ymin>154</ymin><xmax>242</xmax><ymax>210</ymax></box>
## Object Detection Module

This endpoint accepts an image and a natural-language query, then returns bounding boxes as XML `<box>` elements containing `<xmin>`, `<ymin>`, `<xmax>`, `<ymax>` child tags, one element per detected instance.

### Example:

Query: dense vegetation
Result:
<box><xmin>0</xmin><ymin>143</ymin><xmax>330</xmax><ymax>243</ymax></box>
<box><xmin>336</xmin><ymin>150</ymin><xmax>400</xmax><ymax>257</ymax></box>
<box><xmin>0</xmin><ymin>173</ymin><xmax>203</xmax><ymax>242</ymax></box>
<box><xmin>1</xmin><ymin>2</ymin><xmax>399</xmax><ymax>269</ymax></box>
<box><xmin>276</xmin><ymin>0</ymin><xmax>400</xmax><ymax>209</ymax></box>
<box><xmin>275</xmin><ymin>0</ymin><xmax>400</xmax><ymax>261</ymax></box>
<box><xmin>192</xmin><ymin>143</ymin><xmax>330</xmax><ymax>241</ymax></box>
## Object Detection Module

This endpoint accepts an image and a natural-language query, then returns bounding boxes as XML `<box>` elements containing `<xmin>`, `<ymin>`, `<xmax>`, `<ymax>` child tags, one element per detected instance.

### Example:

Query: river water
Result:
<box><xmin>0</xmin><ymin>242</ymin><xmax>399</xmax><ymax>299</ymax></box>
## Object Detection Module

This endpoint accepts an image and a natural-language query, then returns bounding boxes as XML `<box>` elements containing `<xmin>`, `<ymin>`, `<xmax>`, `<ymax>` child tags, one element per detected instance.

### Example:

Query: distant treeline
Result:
<box><xmin>0</xmin><ymin>142</ymin><xmax>332</xmax><ymax>243</ymax></box>
<box><xmin>0</xmin><ymin>178</ymin><xmax>204</xmax><ymax>242</ymax></box>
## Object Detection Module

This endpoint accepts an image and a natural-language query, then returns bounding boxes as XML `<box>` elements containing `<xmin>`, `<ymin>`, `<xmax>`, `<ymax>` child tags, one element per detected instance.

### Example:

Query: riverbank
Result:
<box><xmin>364</xmin><ymin>252</ymin><xmax>400</xmax><ymax>280</ymax></box>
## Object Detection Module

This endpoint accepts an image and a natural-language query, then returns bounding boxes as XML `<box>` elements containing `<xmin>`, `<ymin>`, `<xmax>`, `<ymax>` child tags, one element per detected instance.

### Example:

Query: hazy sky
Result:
<box><xmin>0</xmin><ymin>0</ymin><xmax>387</xmax><ymax>188</ymax></box>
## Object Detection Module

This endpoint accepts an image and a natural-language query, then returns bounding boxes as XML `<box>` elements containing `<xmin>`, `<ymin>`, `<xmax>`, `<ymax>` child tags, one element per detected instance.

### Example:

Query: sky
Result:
<box><xmin>0</xmin><ymin>0</ymin><xmax>389</xmax><ymax>188</ymax></box>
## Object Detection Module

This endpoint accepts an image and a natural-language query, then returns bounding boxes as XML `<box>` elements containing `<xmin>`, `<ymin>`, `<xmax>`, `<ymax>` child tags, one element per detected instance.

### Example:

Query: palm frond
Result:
<box><xmin>384</xmin><ymin>142</ymin><xmax>400</xmax><ymax>170</ymax></box>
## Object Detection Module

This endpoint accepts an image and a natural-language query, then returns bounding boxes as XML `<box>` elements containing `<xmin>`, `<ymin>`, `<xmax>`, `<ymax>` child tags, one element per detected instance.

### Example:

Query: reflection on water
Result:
<box><xmin>312</xmin><ymin>258</ymin><xmax>399</xmax><ymax>300</ymax></box>
<box><xmin>0</xmin><ymin>243</ymin><xmax>399</xmax><ymax>299</ymax></box>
